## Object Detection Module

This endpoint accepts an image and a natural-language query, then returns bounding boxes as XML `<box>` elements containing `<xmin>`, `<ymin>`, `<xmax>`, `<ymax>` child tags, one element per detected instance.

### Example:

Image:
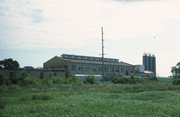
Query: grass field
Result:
<box><xmin>0</xmin><ymin>82</ymin><xmax>180</xmax><ymax>117</ymax></box>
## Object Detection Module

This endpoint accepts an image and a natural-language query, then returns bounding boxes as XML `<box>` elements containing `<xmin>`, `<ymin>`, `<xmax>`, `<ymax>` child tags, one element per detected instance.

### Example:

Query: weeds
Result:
<box><xmin>0</xmin><ymin>101</ymin><xmax>6</xmax><ymax>110</ymax></box>
<box><xmin>112</xmin><ymin>76</ymin><xmax>144</xmax><ymax>84</ymax></box>
<box><xmin>83</xmin><ymin>74</ymin><xmax>96</xmax><ymax>84</ymax></box>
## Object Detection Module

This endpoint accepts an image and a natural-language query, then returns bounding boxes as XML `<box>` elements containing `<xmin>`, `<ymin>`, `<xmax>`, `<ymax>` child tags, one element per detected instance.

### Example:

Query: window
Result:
<box><xmin>70</xmin><ymin>56</ymin><xmax>75</xmax><ymax>59</ymax></box>
<box><xmin>115</xmin><ymin>67</ymin><xmax>119</xmax><ymax>72</ymax></box>
<box><xmin>92</xmin><ymin>67</ymin><xmax>97</xmax><ymax>71</ymax></box>
<box><xmin>110</xmin><ymin>67</ymin><xmax>114</xmax><ymax>72</ymax></box>
<box><xmin>98</xmin><ymin>67</ymin><xmax>102</xmax><ymax>72</ymax></box>
<box><xmin>126</xmin><ymin>70</ymin><xmax>129</xmax><ymax>75</ymax></box>
<box><xmin>104</xmin><ymin>67</ymin><xmax>109</xmax><ymax>72</ymax></box>
<box><xmin>85</xmin><ymin>67</ymin><xmax>90</xmax><ymax>71</ymax></box>
<box><xmin>40</xmin><ymin>72</ymin><xmax>44</xmax><ymax>79</ymax></box>
<box><xmin>77</xmin><ymin>56</ymin><xmax>82</xmax><ymax>59</ymax></box>
<box><xmin>79</xmin><ymin>67</ymin><xmax>84</xmax><ymax>71</ymax></box>
<box><xmin>121</xmin><ymin>69</ymin><xmax>124</xmax><ymax>73</ymax></box>
<box><xmin>71</xmin><ymin>65</ymin><xmax>76</xmax><ymax>71</ymax></box>
<box><xmin>62</xmin><ymin>55</ymin><xmax>68</xmax><ymax>58</ymax></box>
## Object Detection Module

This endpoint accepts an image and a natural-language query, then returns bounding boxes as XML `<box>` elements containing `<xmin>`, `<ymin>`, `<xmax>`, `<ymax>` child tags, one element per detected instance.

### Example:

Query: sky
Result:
<box><xmin>0</xmin><ymin>0</ymin><xmax>180</xmax><ymax>77</ymax></box>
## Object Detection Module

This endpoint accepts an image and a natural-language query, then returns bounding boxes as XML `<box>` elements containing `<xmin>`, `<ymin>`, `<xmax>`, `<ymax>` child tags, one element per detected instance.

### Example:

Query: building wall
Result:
<box><xmin>67</xmin><ymin>62</ymin><xmax>135</xmax><ymax>80</ymax></box>
<box><xmin>134</xmin><ymin>65</ymin><xmax>145</xmax><ymax>73</ymax></box>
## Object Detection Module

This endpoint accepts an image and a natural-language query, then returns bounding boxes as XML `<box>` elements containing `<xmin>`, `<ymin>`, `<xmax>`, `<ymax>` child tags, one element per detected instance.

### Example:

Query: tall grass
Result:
<box><xmin>1</xmin><ymin>89</ymin><xmax>180</xmax><ymax>117</ymax></box>
<box><xmin>31</xmin><ymin>94</ymin><xmax>52</xmax><ymax>100</ymax></box>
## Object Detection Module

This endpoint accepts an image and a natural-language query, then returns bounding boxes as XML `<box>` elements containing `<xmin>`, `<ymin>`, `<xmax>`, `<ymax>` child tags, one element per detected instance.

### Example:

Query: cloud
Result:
<box><xmin>0</xmin><ymin>0</ymin><xmax>180</xmax><ymax>76</ymax></box>
<box><xmin>114</xmin><ymin>0</ymin><xmax>160</xmax><ymax>2</ymax></box>
<box><xmin>0</xmin><ymin>0</ymin><xmax>180</xmax><ymax>49</ymax></box>
<box><xmin>22</xmin><ymin>9</ymin><xmax>45</xmax><ymax>23</ymax></box>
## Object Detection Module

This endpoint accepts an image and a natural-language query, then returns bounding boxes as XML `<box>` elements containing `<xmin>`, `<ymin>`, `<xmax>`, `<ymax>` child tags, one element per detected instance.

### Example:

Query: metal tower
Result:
<box><xmin>101</xmin><ymin>27</ymin><xmax>105</xmax><ymax>81</ymax></box>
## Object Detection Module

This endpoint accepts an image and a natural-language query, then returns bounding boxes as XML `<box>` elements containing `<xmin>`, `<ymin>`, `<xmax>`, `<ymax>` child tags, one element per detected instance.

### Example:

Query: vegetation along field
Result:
<box><xmin>1</xmin><ymin>76</ymin><xmax>180</xmax><ymax>117</ymax></box>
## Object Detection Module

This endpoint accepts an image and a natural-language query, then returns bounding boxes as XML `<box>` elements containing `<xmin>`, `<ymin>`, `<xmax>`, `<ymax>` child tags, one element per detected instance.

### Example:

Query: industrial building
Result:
<box><xmin>143</xmin><ymin>53</ymin><xmax>156</xmax><ymax>76</ymax></box>
<box><xmin>43</xmin><ymin>54</ymin><xmax>135</xmax><ymax>80</ymax></box>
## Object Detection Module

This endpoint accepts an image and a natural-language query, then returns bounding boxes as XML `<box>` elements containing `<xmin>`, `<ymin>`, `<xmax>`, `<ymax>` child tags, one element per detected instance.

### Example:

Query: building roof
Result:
<box><xmin>61</xmin><ymin>54</ymin><xmax>119</xmax><ymax>63</ymax></box>
<box><xmin>61</xmin><ymin>58</ymin><xmax>133</xmax><ymax>66</ymax></box>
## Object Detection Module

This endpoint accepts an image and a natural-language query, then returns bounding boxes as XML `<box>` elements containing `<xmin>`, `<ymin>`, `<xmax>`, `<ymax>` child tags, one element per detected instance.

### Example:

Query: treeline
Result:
<box><xmin>1</xmin><ymin>72</ymin><xmax>180</xmax><ymax>87</ymax></box>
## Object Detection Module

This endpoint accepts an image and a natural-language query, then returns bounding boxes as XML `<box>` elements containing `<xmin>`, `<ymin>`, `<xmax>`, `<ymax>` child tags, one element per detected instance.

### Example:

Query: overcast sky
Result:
<box><xmin>0</xmin><ymin>0</ymin><xmax>180</xmax><ymax>77</ymax></box>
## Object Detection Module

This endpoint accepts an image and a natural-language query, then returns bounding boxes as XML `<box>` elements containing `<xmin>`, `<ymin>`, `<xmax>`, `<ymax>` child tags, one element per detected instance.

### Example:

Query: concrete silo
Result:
<box><xmin>143</xmin><ymin>53</ymin><xmax>156</xmax><ymax>77</ymax></box>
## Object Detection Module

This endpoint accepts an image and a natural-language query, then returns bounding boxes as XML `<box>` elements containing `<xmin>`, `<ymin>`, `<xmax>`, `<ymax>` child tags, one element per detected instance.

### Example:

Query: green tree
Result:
<box><xmin>0</xmin><ymin>58</ymin><xmax>19</xmax><ymax>70</ymax></box>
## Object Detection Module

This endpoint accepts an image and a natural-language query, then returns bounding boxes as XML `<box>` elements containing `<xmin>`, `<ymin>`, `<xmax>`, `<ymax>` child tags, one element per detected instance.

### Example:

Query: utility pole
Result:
<box><xmin>101</xmin><ymin>27</ymin><xmax>105</xmax><ymax>81</ymax></box>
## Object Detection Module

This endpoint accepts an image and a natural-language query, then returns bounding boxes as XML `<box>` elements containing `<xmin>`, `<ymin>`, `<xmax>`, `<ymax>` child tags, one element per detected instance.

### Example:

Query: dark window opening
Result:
<box><xmin>40</xmin><ymin>72</ymin><xmax>44</xmax><ymax>79</ymax></box>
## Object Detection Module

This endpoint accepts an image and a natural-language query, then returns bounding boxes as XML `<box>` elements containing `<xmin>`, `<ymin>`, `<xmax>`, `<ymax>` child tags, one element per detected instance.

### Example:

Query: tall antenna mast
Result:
<box><xmin>101</xmin><ymin>27</ymin><xmax>105</xmax><ymax>81</ymax></box>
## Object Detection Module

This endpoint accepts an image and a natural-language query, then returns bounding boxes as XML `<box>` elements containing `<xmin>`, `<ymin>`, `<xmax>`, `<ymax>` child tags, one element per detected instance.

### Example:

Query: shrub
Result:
<box><xmin>83</xmin><ymin>74</ymin><xmax>96</xmax><ymax>84</ymax></box>
<box><xmin>68</xmin><ymin>76</ymin><xmax>77</xmax><ymax>83</ymax></box>
<box><xmin>23</xmin><ymin>77</ymin><xmax>40</xmax><ymax>86</ymax></box>
<box><xmin>53</xmin><ymin>77</ymin><xmax>68</xmax><ymax>84</ymax></box>
<box><xmin>173</xmin><ymin>74</ymin><xmax>180</xmax><ymax>78</ymax></box>
<box><xmin>42</xmin><ymin>77</ymin><xmax>53</xmax><ymax>86</ymax></box>
<box><xmin>112</xmin><ymin>76</ymin><xmax>144</xmax><ymax>84</ymax></box>
<box><xmin>172</xmin><ymin>78</ymin><xmax>180</xmax><ymax>85</ymax></box>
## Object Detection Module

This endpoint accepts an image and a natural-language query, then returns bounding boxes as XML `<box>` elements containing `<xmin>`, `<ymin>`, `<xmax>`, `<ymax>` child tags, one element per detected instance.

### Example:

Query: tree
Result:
<box><xmin>171</xmin><ymin>62</ymin><xmax>180</xmax><ymax>78</ymax></box>
<box><xmin>0</xmin><ymin>58</ymin><xmax>20</xmax><ymax>70</ymax></box>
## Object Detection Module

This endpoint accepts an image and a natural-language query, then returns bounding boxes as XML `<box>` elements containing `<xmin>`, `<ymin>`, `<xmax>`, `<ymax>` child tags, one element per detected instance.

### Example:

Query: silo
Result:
<box><xmin>152</xmin><ymin>55</ymin><xmax>156</xmax><ymax>76</ymax></box>
<box><xmin>143</xmin><ymin>53</ymin><xmax>148</xmax><ymax>71</ymax></box>
<box><xmin>148</xmin><ymin>54</ymin><xmax>152</xmax><ymax>71</ymax></box>
<box><xmin>142</xmin><ymin>53</ymin><xmax>156</xmax><ymax>77</ymax></box>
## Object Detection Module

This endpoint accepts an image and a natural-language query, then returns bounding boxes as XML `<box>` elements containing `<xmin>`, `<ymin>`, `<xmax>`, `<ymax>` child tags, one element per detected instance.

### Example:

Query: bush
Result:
<box><xmin>83</xmin><ymin>74</ymin><xmax>96</xmax><ymax>84</ymax></box>
<box><xmin>42</xmin><ymin>77</ymin><xmax>53</xmax><ymax>86</ymax></box>
<box><xmin>173</xmin><ymin>74</ymin><xmax>180</xmax><ymax>78</ymax></box>
<box><xmin>172</xmin><ymin>78</ymin><xmax>180</xmax><ymax>85</ymax></box>
<box><xmin>52</xmin><ymin>77</ymin><xmax>68</xmax><ymax>84</ymax></box>
<box><xmin>23</xmin><ymin>77</ymin><xmax>40</xmax><ymax>86</ymax></box>
<box><xmin>68</xmin><ymin>76</ymin><xmax>78</xmax><ymax>83</ymax></box>
<box><xmin>112</xmin><ymin>76</ymin><xmax>144</xmax><ymax>84</ymax></box>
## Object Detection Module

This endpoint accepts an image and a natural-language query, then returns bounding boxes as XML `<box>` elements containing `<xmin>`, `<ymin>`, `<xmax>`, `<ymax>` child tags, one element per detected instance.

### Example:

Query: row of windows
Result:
<box><xmin>62</xmin><ymin>54</ymin><xmax>119</xmax><ymax>63</ymax></box>
<box><xmin>71</xmin><ymin>65</ymin><xmax>134</xmax><ymax>73</ymax></box>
